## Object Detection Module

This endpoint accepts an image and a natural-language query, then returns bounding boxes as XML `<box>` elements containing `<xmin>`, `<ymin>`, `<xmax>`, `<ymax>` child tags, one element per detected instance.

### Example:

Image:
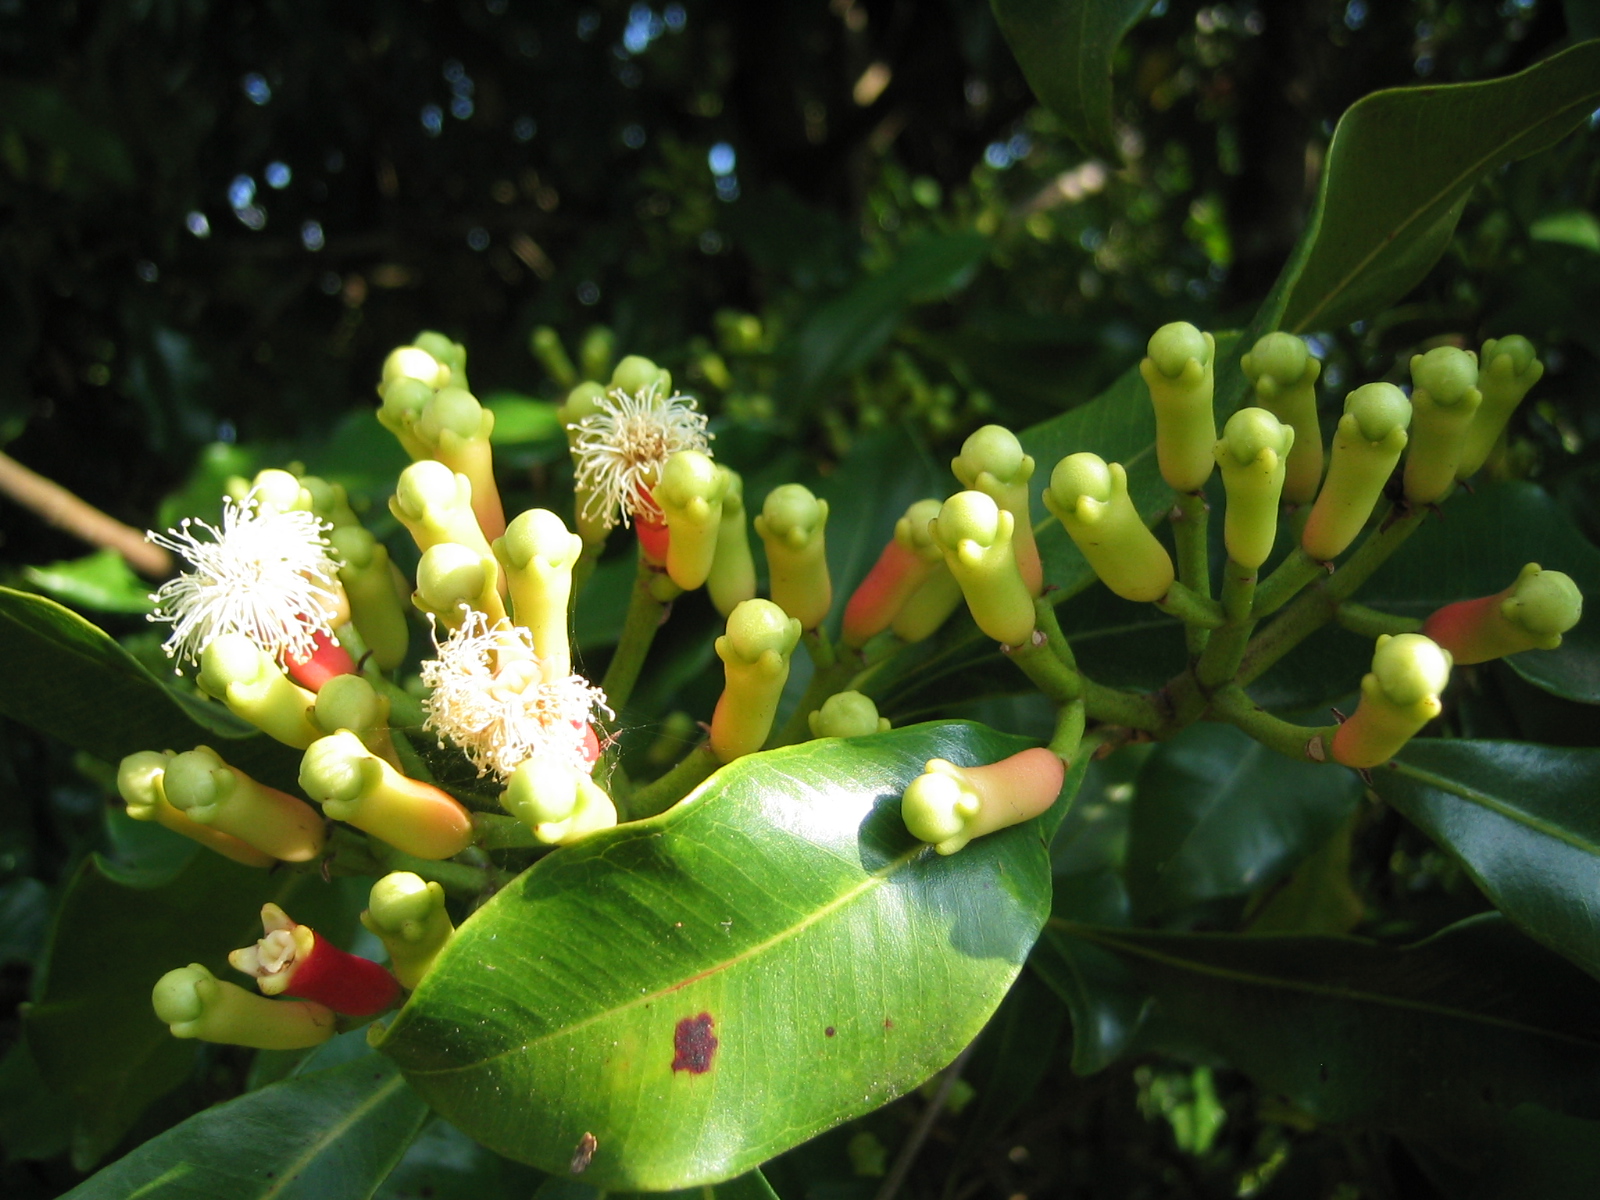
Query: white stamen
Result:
<box><xmin>569</xmin><ymin>383</ymin><xmax>711</xmax><ymax>530</ymax></box>
<box><xmin>420</xmin><ymin>610</ymin><xmax>611</xmax><ymax>780</ymax></box>
<box><xmin>146</xmin><ymin>495</ymin><xmax>341</xmax><ymax>667</ymax></box>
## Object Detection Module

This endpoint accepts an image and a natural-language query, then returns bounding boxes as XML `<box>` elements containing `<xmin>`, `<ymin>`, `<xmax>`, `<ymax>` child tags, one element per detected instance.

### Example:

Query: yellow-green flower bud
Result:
<box><xmin>1403</xmin><ymin>346</ymin><xmax>1482</xmax><ymax>505</ymax></box>
<box><xmin>1458</xmin><ymin>335</ymin><xmax>1543</xmax><ymax>479</ymax></box>
<box><xmin>153</xmin><ymin>963</ymin><xmax>336</xmax><ymax>1049</ymax></box>
<box><xmin>330</xmin><ymin>527</ymin><xmax>410</xmax><ymax>672</ymax></box>
<box><xmin>300</xmin><ymin>731</ymin><xmax>474</xmax><ymax>860</ymax></box>
<box><xmin>414</xmin><ymin>542</ymin><xmax>506</xmax><ymax>628</ymax></box>
<box><xmin>707</xmin><ymin>467</ymin><xmax>758</xmax><ymax>617</ymax></box>
<box><xmin>377</xmin><ymin>377</ymin><xmax>434</xmax><ymax>460</ymax></box>
<box><xmin>807</xmin><ymin>691</ymin><xmax>890</xmax><ymax>739</ymax></box>
<box><xmin>580</xmin><ymin>325</ymin><xmax>616</xmax><ymax>383</ymax></box>
<box><xmin>412</xmin><ymin>331</ymin><xmax>468</xmax><ymax>391</ymax></box>
<box><xmin>891</xmin><ymin>564</ymin><xmax>965</xmax><ymax>643</ymax></box>
<box><xmin>1042</xmin><ymin>454</ymin><xmax>1175</xmax><ymax>603</ymax></box>
<box><xmin>558</xmin><ymin>381</ymin><xmax>607</xmax><ymax>446</ymax></box>
<box><xmin>1422</xmin><ymin>562</ymin><xmax>1583</xmax><ymax>664</ymax></box>
<box><xmin>246</xmin><ymin>468</ymin><xmax>314</xmax><ymax>518</ymax></box>
<box><xmin>843</xmin><ymin>499</ymin><xmax>944</xmax><ymax>647</ymax></box>
<box><xmin>494</xmin><ymin>508</ymin><xmax>582</xmax><ymax>678</ymax></box>
<box><xmin>901</xmin><ymin>748</ymin><xmax>1065</xmax><ymax>856</ymax></box>
<box><xmin>754</xmin><ymin>484</ymin><xmax>832</xmax><ymax>630</ymax></box>
<box><xmin>381</xmin><ymin>345</ymin><xmax>450</xmax><ymax>391</ymax></box>
<box><xmin>197</xmin><ymin>633</ymin><xmax>321</xmax><ymax>747</ymax></box>
<box><xmin>164</xmin><ymin>745</ymin><xmax>326</xmax><ymax>862</ymax></box>
<box><xmin>652</xmin><ymin>449</ymin><xmax>728</xmax><ymax>592</ymax></box>
<box><xmin>299</xmin><ymin>476</ymin><xmax>359</xmax><ymax>529</ymax></box>
<box><xmin>710</xmin><ymin>599</ymin><xmax>802</xmax><ymax>762</ymax></box>
<box><xmin>610</xmin><ymin>354</ymin><xmax>671</xmax><ymax>398</ymax></box>
<box><xmin>1240</xmin><ymin>332</ymin><xmax>1324</xmax><ymax>504</ymax></box>
<box><xmin>1302</xmin><ymin>383</ymin><xmax>1412</xmax><ymax>562</ymax></box>
<box><xmin>360</xmin><ymin>872</ymin><xmax>455</xmax><ymax>990</ymax></box>
<box><xmin>500</xmin><ymin>759</ymin><xmax>617</xmax><ymax>844</ymax></box>
<box><xmin>313</xmin><ymin>674</ymin><xmax>400</xmax><ymax>769</ymax></box>
<box><xmin>117</xmin><ymin>750</ymin><xmax>276</xmax><ymax>868</ymax></box>
<box><xmin>1140</xmin><ymin>322</ymin><xmax>1217</xmax><ymax>493</ymax></box>
<box><xmin>531</xmin><ymin>326</ymin><xmax>579</xmax><ymax>390</ymax></box>
<box><xmin>1332</xmin><ymin>633</ymin><xmax>1452</xmax><ymax>768</ymax></box>
<box><xmin>929</xmin><ymin>491</ymin><xmax>1036</xmax><ymax>646</ymax></box>
<box><xmin>417</xmin><ymin>386</ymin><xmax>504</xmax><ymax>541</ymax></box>
<box><xmin>391</xmin><ymin>460</ymin><xmax>495</xmax><ymax>561</ymax></box>
<box><xmin>951</xmin><ymin>425</ymin><xmax>1041</xmax><ymax>595</ymax></box>
<box><xmin>1214</xmin><ymin>407</ymin><xmax>1294</xmax><ymax>570</ymax></box>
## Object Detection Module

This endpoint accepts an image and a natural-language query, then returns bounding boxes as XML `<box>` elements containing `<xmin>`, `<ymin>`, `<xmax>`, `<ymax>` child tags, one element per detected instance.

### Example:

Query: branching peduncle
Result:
<box><xmin>1206</xmin><ymin>685</ymin><xmax>1337</xmax><ymax>764</ymax></box>
<box><xmin>629</xmin><ymin>741</ymin><xmax>719</xmax><ymax>818</ymax></box>
<box><xmin>1156</xmin><ymin>579</ymin><xmax>1226</xmax><ymax>629</ymax></box>
<box><xmin>1169</xmin><ymin>491</ymin><xmax>1213</xmax><ymax>653</ymax></box>
<box><xmin>1336</xmin><ymin>601</ymin><xmax>1422</xmax><ymax>639</ymax></box>
<box><xmin>1195</xmin><ymin>559</ymin><xmax>1257</xmax><ymax>689</ymax></box>
<box><xmin>602</xmin><ymin>551</ymin><xmax>671</xmax><ymax>711</ymax></box>
<box><xmin>1048</xmin><ymin>698</ymin><xmax>1086</xmax><ymax>762</ymax></box>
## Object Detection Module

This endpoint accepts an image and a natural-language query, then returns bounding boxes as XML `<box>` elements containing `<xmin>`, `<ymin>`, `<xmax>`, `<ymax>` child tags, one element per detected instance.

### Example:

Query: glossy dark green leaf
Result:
<box><xmin>1373</xmin><ymin>739</ymin><xmax>1600</xmax><ymax>983</ymax></box>
<box><xmin>1407</xmin><ymin>1103</ymin><xmax>1600</xmax><ymax>1200</ymax></box>
<box><xmin>0</xmin><ymin>587</ymin><xmax>304</xmax><ymax>792</ymax></box>
<box><xmin>784</xmin><ymin>233</ymin><xmax>988</xmax><ymax>406</ymax></box>
<box><xmin>1277</xmin><ymin>40</ymin><xmax>1600</xmax><ymax>334</ymax></box>
<box><xmin>0</xmin><ymin>1039</ymin><xmax>74</xmax><ymax>1163</ymax></box>
<box><xmin>535</xmin><ymin>1168</ymin><xmax>780</xmax><ymax>1200</ymax></box>
<box><xmin>59</xmin><ymin>1056</ymin><xmax>427</xmax><ymax>1200</ymax></box>
<box><xmin>989</xmin><ymin>0</ymin><xmax>1154</xmax><ymax>159</ymax></box>
<box><xmin>953</xmin><ymin>969</ymin><xmax>1065</xmax><ymax>1163</ymax></box>
<box><xmin>378</xmin><ymin>722</ymin><xmax>1054</xmax><ymax>1190</ymax></box>
<box><xmin>1124</xmin><ymin>723</ymin><xmax>1360</xmax><ymax>919</ymax></box>
<box><xmin>21</xmin><ymin>550</ymin><xmax>154</xmax><ymax>615</ymax></box>
<box><xmin>484</xmin><ymin>393</ymin><xmax>564</xmax><ymax>447</ymax></box>
<box><xmin>24</xmin><ymin>851</ymin><xmax>359</xmax><ymax>1169</ymax></box>
<box><xmin>375</xmin><ymin>1117</ymin><xmax>545</xmax><ymax>1200</ymax></box>
<box><xmin>1039</xmin><ymin>915</ymin><xmax>1600</xmax><ymax>1143</ymax></box>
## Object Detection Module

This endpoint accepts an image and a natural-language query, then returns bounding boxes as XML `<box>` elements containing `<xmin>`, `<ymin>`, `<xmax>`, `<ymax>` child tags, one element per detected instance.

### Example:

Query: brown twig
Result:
<box><xmin>0</xmin><ymin>450</ymin><xmax>171</xmax><ymax>578</ymax></box>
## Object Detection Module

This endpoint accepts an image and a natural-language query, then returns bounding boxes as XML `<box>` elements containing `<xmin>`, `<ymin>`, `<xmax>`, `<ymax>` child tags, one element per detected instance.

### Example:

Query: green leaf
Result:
<box><xmin>1038</xmin><ymin>915</ymin><xmax>1600</xmax><ymax>1142</ymax></box>
<box><xmin>1529</xmin><ymin>209</ymin><xmax>1600</xmax><ymax>253</ymax></box>
<box><xmin>535</xmin><ymin>1168</ymin><xmax>780</xmax><ymax>1200</ymax></box>
<box><xmin>21</xmin><ymin>549</ymin><xmax>154</xmax><ymax>615</ymax></box>
<box><xmin>24</xmin><ymin>851</ymin><xmax>359</xmax><ymax>1169</ymax></box>
<box><xmin>1374</xmin><ymin>739</ymin><xmax>1600</xmax><ymax>984</ymax></box>
<box><xmin>484</xmin><ymin>393</ymin><xmax>564</xmax><ymax>447</ymax></box>
<box><xmin>0</xmin><ymin>587</ymin><xmax>304</xmax><ymax>792</ymax></box>
<box><xmin>377</xmin><ymin>722</ymin><xmax>1053</xmax><ymax>1190</ymax></box>
<box><xmin>375</xmin><ymin>1117</ymin><xmax>546</xmax><ymax>1200</ymax></box>
<box><xmin>1277</xmin><ymin>40</ymin><xmax>1600</xmax><ymax>334</ymax></box>
<box><xmin>989</xmin><ymin>0</ymin><xmax>1154</xmax><ymax>159</ymax></box>
<box><xmin>784</xmin><ymin>233</ymin><xmax>988</xmax><ymax>407</ymax></box>
<box><xmin>1124</xmin><ymin>723</ymin><xmax>1360</xmax><ymax>919</ymax></box>
<box><xmin>1407</xmin><ymin>1103</ymin><xmax>1600</xmax><ymax>1200</ymax></box>
<box><xmin>59</xmin><ymin>1056</ymin><xmax>427</xmax><ymax>1200</ymax></box>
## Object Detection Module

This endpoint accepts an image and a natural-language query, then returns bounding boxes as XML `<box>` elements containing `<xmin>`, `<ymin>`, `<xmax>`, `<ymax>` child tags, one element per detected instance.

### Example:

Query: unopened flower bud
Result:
<box><xmin>494</xmin><ymin>509</ymin><xmax>583</xmax><ymax>678</ymax></box>
<box><xmin>330</xmin><ymin>526</ymin><xmax>410</xmax><ymax>672</ymax></box>
<box><xmin>952</xmin><ymin>425</ymin><xmax>1041</xmax><ymax>594</ymax></box>
<box><xmin>1214</xmin><ymin>407</ymin><xmax>1294</xmax><ymax>570</ymax></box>
<box><xmin>558</xmin><ymin>381</ymin><xmax>608</xmax><ymax>451</ymax></box>
<box><xmin>901</xmin><ymin>748</ymin><xmax>1065</xmax><ymax>855</ymax></box>
<box><xmin>298</xmin><ymin>476</ymin><xmax>359</xmax><ymax>529</ymax></box>
<box><xmin>361</xmin><ymin>872</ymin><xmax>455</xmax><ymax>990</ymax></box>
<box><xmin>382</xmin><ymin>345</ymin><xmax>450</xmax><ymax>391</ymax></box>
<box><xmin>247</xmin><ymin>468</ymin><xmax>315</xmax><ymax>518</ymax></box>
<box><xmin>300</xmin><ymin>731</ymin><xmax>474</xmax><ymax>860</ymax></box>
<box><xmin>1403</xmin><ymin>346</ymin><xmax>1482</xmax><ymax>505</ymax></box>
<box><xmin>1302</xmin><ymin>383</ymin><xmax>1411</xmax><ymax>562</ymax></box>
<box><xmin>1422</xmin><ymin>563</ymin><xmax>1582</xmax><ymax>665</ymax></box>
<box><xmin>891</xmin><ymin>565</ymin><xmax>966</xmax><ymax>643</ymax></box>
<box><xmin>117</xmin><ymin>750</ymin><xmax>275</xmax><ymax>868</ymax></box>
<box><xmin>707</xmin><ymin>467</ymin><xmax>758</xmax><ymax>617</ymax></box>
<box><xmin>531</xmin><ymin>326</ymin><xmax>579</xmax><ymax>390</ymax></box>
<box><xmin>652</xmin><ymin>449</ymin><xmax>727</xmax><ymax>592</ymax></box>
<box><xmin>501</xmin><ymin>759</ymin><xmax>618</xmax><ymax>844</ymax></box>
<box><xmin>808</xmin><ymin>691</ymin><xmax>889</xmax><ymax>739</ymax></box>
<box><xmin>153</xmin><ymin>963</ymin><xmax>336</xmax><ymax>1050</ymax></box>
<box><xmin>929</xmin><ymin>492</ymin><xmax>1036</xmax><ymax>646</ymax></box>
<box><xmin>1042</xmin><ymin>453</ymin><xmax>1174</xmax><ymax>602</ymax></box>
<box><xmin>843</xmin><ymin>499</ymin><xmax>944</xmax><ymax>647</ymax></box>
<box><xmin>412</xmin><ymin>331</ymin><xmax>468</xmax><ymax>390</ymax></box>
<box><xmin>229</xmin><ymin>903</ymin><xmax>400</xmax><ymax>1016</ymax></box>
<box><xmin>164</xmin><ymin>745</ymin><xmax>326</xmax><ymax>862</ymax></box>
<box><xmin>197</xmin><ymin>633</ymin><xmax>321</xmax><ymax>747</ymax></box>
<box><xmin>1331</xmin><ymin>633</ymin><xmax>1452</xmax><ymax>768</ymax></box>
<box><xmin>417</xmin><ymin>387</ymin><xmax>504</xmax><ymax>541</ymax></box>
<box><xmin>414</xmin><ymin>542</ymin><xmax>506</xmax><ymax>628</ymax></box>
<box><xmin>313</xmin><ymin>674</ymin><xmax>400</xmax><ymax>769</ymax></box>
<box><xmin>378</xmin><ymin>377</ymin><xmax>435</xmax><ymax>460</ymax></box>
<box><xmin>1241</xmin><ymin>332</ymin><xmax>1324</xmax><ymax>504</ymax></box>
<box><xmin>710</xmin><ymin>599</ymin><xmax>802</xmax><ymax>762</ymax></box>
<box><xmin>754</xmin><ymin>485</ymin><xmax>832</xmax><ymax>630</ymax></box>
<box><xmin>1458</xmin><ymin>336</ymin><xmax>1543</xmax><ymax>479</ymax></box>
<box><xmin>391</xmin><ymin>460</ymin><xmax>495</xmax><ymax>561</ymax></box>
<box><xmin>1141</xmin><ymin>322</ymin><xmax>1217</xmax><ymax>493</ymax></box>
<box><xmin>610</xmin><ymin>354</ymin><xmax>671</xmax><ymax>398</ymax></box>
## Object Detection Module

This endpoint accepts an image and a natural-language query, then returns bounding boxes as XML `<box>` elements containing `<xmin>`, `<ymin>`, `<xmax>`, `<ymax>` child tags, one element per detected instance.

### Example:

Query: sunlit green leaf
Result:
<box><xmin>485</xmin><ymin>393</ymin><xmax>565</xmax><ymax>446</ymax></box>
<box><xmin>21</xmin><ymin>549</ymin><xmax>154</xmax><ymax>615</ymax></box>
<box><xmin>1529</xmin><ymin>209</ymin><xmax>1600</xmax><ymax>253</ymax></box>
<box><xmin>59</xmin><ymin>1056</ymin><xmax>427</xmax><ymax>1200</ymax></box>
<box><xmin>378</xmin><ymin>722</ymin><xmax>1057</xmax><ymax>1190</ymax></box>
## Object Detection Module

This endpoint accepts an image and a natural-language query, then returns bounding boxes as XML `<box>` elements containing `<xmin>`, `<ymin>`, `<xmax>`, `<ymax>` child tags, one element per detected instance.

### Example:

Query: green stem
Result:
<box><xmin>1336</xmin><ymin>602</ymin><xmax>1422</xmax><ymax>640</ymax></box>
<box><xmin>1195</xmin><ymin>560</ymin><xmax>1257</xmax><ymax>689</ymax></box>
<box><xmin>1155</xmin><ymin>580</ymin><xmax>1226</xmax><ymax>630</ymax></box>
<box><xmin>1081</xmin><ymin>679</ymin><xmax>1164</xmax><ymax>732</ymax></box>
<box><xmin>1251</xmin><ymin>546</ymin><xmax>1326</xmax><ymax>620</ymax></box>
<box><xmin>1008</xmin><ymin>633</ymin><xmax>1081</xmax><ymax>705</ymax></box>
<box><xmin>472</xmin><ymin>812</ymin><xmax>552</xmax><ymax>851</ymax></box>
<box><xmin>1207</xmin><ymin>686</ymin><xmax>1337</xmax><ymax>765</ymax></box>
<box><xmin>1169</xmin><ymin>492</ymin><xmax>1212</xmax><ymax>654</ymax></box>
<box><xmin>1238</xmin><ymin>506</ymin><xmax>1427</xmax><ymax>687</ymax></box>
<box><xmin>371</xmin><ymin>842</ymin><xmax>495</xmax><ymax>896</ymax></box>
<box><xmin>629</xmin><ymin>743</ymin><xmax>719</xmax><ymax>818</ymax></box>
<box><xmin>602</xmin><ymin>553</ymin><xmax>668</xmax><ymax>711</ymax></box>
<box><xmin>1034</xmin><ymin>596</ymin><xmax>1078</xmax><ymax>671</ymax></box>
<box><xmin>1049</xmin><ymin>699</ymin><xmax>1087</xmax><ymax>762</ymax></box>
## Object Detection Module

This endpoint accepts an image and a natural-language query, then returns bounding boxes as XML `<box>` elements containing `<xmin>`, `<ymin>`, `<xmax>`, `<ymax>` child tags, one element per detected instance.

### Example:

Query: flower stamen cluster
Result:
<box><xmin>569</xmin><ymin>383</ymin><xmax>711</xmax><ymax>531</ymax></box>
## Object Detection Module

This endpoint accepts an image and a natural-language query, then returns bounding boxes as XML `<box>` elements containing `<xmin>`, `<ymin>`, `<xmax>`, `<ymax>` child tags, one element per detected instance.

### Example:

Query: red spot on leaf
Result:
<box><xmin>884</xmin><ymin>1018</ymin><xmax>894</xmax><ymax>1030</ymax></box>
<box><xmin>825</xmin><ymin>1026</ymin><xmax>836</xmax><ymax>1038</ymax></box>
<box><xmin>672</xmin><ymin>1012</ymin><xmax>718</xmax><ymax>1073</ymax></box>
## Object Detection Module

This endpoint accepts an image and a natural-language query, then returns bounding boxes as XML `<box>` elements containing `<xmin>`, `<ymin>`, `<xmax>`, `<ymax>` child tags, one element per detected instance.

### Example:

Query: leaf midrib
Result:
<box><xmin>1390</xmin><ymin>759</ymin><xmax>1600</xmax><ymax>858</ymax></box>
<box><xmin>259</xmin><ymin>1069</ymin><xmax>410</xmax><ymax>1200</ymax></box>
<box><xmin>402</xmin><ymin>840</ymin><xmax>931</xmax><ymax>1077</ymax></box>
<box><xmin>1050</xmin><ymin>919</ymin><xmax>1600</xmax><ymax>1051</ymax></box>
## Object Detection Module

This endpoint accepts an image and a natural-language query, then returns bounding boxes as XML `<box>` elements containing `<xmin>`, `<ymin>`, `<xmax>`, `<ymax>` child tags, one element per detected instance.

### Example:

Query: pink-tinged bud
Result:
<box><xmin>283</xmin><ymin>628</ymin><xmax>359</xmax><ymax>692</ymax></box>
<box><xmin>1422</xmin><ymin>563</ymin><xmax>1582</xmax><ymax>665</ymax></box>
<box><xmin>229</xmin><ymin>903</ymin><xmax>401</xmax><ymax>1017</ymax></box>
<box><xmin>842</xmin><ymin>499</ymin><xmax>943</xmax><ymax>648</ymax></box>
<box><xmin>300</xmin><ymin>731</ymin><xmax>475</xmax><ymax>860</ymax></box>
<box><xmin>163</xmin><ymin>746</ymin><xmax>326</xmax><ymax>862</ymax></box>
<box><xmin>901</xmin><ymin>747</ymin><xmax>1065</xmax><ymax>855</ymax></box>
<box><xmin>117</xmin><ymin>751</ymin><xmax>277</xmax><ymax>869</ymax></box>
<box><xmin>153</xmin><ymin>963</ymin><xmax>336</xmax><ymax>1050</ymax></box>
<box><xmin>1331</xmin><ymin>633</ymin><xmax>1452</xmax><ymax>769</ymax></box>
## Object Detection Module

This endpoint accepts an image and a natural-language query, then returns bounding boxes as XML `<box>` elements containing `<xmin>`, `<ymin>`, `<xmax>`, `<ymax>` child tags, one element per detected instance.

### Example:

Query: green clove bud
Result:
<box><xmin>843</xmin><ymin>499</ymin><xmax>944</xmax><ymax>647</ymax></box>
<box><xmin>1301</xmin><ymin>383</ymin><xmax>1411</xmax><ymax>562</ymax></box>
<box><xmin>494</xmin><ymin>508</ymin><xmax>583</xmax><ymax>678</ymax></box>
<box><xmin>117</xmin><ymin>750</ymin><xmax>276</xmax><ymax>868</ymax></box>
<box><xmin>929</xmin><ymin>491</ymin><xmax>1036</xmax><ymax>646</ymax></box>
<box><xmin>391</xmin><ymin>460</ymin><xmax>496</xmax><ymax>561</ymax></box>
<box><xmin>1140</xmin><ymin>322</ymin><xmax>1217</xmax><ymax>493</ymax></box>
<box><xmin>163</xmin><ymin>745</ymin><xmax>326</xmax><ymax>862</ymax></box>
<box><xmin>901</xmin><ymin>748</ymin><xmax>1065</xmax><ymax>855</ymax></box>
<box><xmin>1458</xmin><ymin>336</ymin><xmax>1543</xmax><ymax>480</ymax></box>
<box><xmin>808</xmin><ymin>691</ymin><xmax>890</xmax><ymax>739</ymax></box>
<box><xmin>329</xmin><ymin>526</ymin><xmax>410</xmax><ymax>671</ymax></box>
<box><xmin>416</xmin><ymin>386</ymin><xmax>504</xmax><ymax>541</ymax></box>
<box><xmin>413</xmin><ymin>542</ymin><xmax>506</xmax><ymax>629</ymax></box>
<box><xmin>361</xmin><ymin>872</ymin><xmax>455</xmax><ymax>990</ymax></box>
<box><xmin>1214</xmin><ymin>407</ymin><xmax>1294</xmax><ymax>570</ymax></box>
<box><xmin>951</xmin><ymin>425</ymin><xmax>1041</xmax><ymax>595</ymax></box>
<box><xmin>153</xmin><ymin>963</ymin><xmax>336</xmax><ymax>1050</ymax></box>
<box><xmin>754</xmin><ymin>484</ymin><xmax>833</xmax><ymax>631</ymax></box>
<box><xmin>197</xmin><ymin>633</ymin><xmax>321</xmax><ymax>747</ymax></box>
<box><xmin>710</xmin><ymin>599</ymin><xmax>802</xmax><ymax>762</ymax></box>
<box><xmin>1240</xmin><ymin>332</ymin><xmax>1324</xmax><ymax>504</ymax></box>
<box><xmin>652</xmin><ymin>449</ymin><xmax>727</xmax><ymax>592</ymax></box>
<box><xmin>1422</xmin><ymin>563</ymin><xmax>1583</xmax><ymax>664</ymax></box>
<box><xmin>1041</xmin><ymin>453</ymin><xmax>1175</xmax><ymax>603</ymax></box>
<box><xmin>1403</xmin><ymin>346</ymin><xmax>1481</xmax><ymax>505</ymax></box>
<box><xmin>300</xmin><ymin>731</ymin><xmax>474</xmax><ymax>860</ymax></box>
<box><xmin>1331</xmin><ymin>633</ymin><xmax>1452</xmax><ymax>768</ymax></box>
<box><xmin>500</xmin><ymin>759</ymin><xmax>618</xmax><ymax>844</ymax></box>
<box><xmin>707</xmin><ymin>467</ymin><xmax>758</xmax><ymax>617</ymax></box>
